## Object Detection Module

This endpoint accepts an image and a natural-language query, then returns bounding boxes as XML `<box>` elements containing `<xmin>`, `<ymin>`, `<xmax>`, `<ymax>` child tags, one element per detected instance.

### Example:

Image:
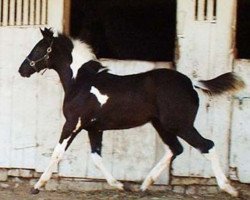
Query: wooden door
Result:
<box><xmin>175</xmin><ymin>0</ymin><xmax>236</xmax><ymax>178</ymax></box>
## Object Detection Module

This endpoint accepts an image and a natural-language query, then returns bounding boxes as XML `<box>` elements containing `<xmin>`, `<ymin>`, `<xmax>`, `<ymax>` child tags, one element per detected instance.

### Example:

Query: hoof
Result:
<box><xmin>123</xmin><ymin>182</ymin><xmax>132</xmax><ymax>191</ymax></box>
<box><xmin>30</xmin><ymin>188</ymin><xmax>40</xmax><ymax>195</ymax></box>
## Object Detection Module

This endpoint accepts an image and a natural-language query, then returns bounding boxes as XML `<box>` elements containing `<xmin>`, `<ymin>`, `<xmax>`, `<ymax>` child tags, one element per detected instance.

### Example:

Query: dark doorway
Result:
<box><xmin>70</xmin><ymin>0</ymin><xmax>176</xmax><ymax>61</ymax></box>
<box><xmin>236</xmin><ymin>0</ymin><xmax>250</xmax><ymax>59</ymax></box>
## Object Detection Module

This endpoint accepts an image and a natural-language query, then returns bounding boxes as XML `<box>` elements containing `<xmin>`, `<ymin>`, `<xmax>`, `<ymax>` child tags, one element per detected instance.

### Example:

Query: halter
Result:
<box><xmin>26</xmin><ymin>40</ymin><xmax>54</xmax><ymax>72</ymax></box>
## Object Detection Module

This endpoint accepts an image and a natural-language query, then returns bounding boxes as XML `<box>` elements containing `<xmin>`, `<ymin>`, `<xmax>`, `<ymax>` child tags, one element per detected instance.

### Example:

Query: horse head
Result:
<box><xmin>18</xmin><ymin>28</ymin><xmax>55</xmax><ymax>77</ymax></box>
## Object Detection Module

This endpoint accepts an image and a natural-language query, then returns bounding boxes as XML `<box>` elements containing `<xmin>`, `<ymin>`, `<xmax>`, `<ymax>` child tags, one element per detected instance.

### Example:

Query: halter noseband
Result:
<box><xmin>26</xmin><ymin>40</ymin><xmax>54</xmax><ymax>72</ymax></box>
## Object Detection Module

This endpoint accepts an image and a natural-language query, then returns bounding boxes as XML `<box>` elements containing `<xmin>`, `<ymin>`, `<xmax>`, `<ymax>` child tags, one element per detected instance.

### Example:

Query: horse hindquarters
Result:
<box><xmin>150</xmin><ymin>79</ymin><xmax>238</xmax><ymax>196</ymax></box>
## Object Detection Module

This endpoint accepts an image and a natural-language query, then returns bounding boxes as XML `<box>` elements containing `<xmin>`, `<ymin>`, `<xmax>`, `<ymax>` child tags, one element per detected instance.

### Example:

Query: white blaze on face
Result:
<box><xmin>71</xmin><ymin>39</ymin><xmax>96</xmax><ymax>78</ymax></box>
<box><xmin>90</xmin><ymin>86</ymin><xmax>109</xmax><ymax>106</ymax></box>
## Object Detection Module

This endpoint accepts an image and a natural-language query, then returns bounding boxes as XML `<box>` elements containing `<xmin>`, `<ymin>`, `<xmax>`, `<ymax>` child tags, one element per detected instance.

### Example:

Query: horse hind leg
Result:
<box><xmin>178</xmin><ymin>127</ymin><xmax>238</xmax><ymax>197</ymax></box>
<box><xmin>140</xmin><ymin>120</ymin><xmax>183</xmax><ymax>191</ymax></box>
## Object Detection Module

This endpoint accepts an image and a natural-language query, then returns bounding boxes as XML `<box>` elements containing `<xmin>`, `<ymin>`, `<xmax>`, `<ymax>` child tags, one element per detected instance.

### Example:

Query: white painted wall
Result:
<box><xmin>230</xmin><ymin>60</ymin><xmax>250</xmax><ymax>183</ymax></box>
<box><xmin>0</xmin><ymin>0</ymin><xmax>249</xmax><ymax>185</ymax></box>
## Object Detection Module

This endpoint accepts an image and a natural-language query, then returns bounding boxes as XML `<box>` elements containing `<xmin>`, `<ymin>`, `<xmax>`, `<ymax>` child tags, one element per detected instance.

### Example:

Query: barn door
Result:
<box><xmin>175</xmin><ymin>0</ymin><xmax>236</xmax><ymax>178</ymax></box>
<box><xmin>230</xmin><ymin>0</ymin><xmax>250</xmax><ymax>183</ymax></box>
<box><xmin>0</xmin><ymin>0</ymin><xmax>64</xmax><ymax>170</ymax></box>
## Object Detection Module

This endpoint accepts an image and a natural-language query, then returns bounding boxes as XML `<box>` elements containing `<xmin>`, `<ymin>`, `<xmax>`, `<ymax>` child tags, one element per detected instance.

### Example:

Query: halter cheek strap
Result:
<box><xmin>26</xmin><ymin>40</ymin><xmax>54</xmax><ymax>72</ymax></box>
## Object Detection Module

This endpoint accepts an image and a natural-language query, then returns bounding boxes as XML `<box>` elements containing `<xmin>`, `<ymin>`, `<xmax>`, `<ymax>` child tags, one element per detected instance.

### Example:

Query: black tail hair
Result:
<box><xmin>194</xmin><ymin>72</ymin><xmax>245</xmax><ymax>95</ymax></box>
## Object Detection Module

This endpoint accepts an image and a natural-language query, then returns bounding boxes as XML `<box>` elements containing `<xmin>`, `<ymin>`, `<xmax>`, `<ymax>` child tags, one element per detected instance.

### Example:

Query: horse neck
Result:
<box><xmin>52</xmin><ymin>38</ymin><xmax>74</xmax><ymax>94</ymax></box>
<box><xmin>52</xmin><ymin>36</ymin><xmax>96</xmax><ymax>94</ymax></box>
<box><xmin>54</xmin><ymin>65</ymin><xmax>74</xmax><ymax>94</ymax></box>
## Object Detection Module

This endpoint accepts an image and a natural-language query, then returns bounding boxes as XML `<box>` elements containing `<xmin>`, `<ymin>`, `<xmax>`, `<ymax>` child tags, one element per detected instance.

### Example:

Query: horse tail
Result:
<box><xmin>193</xmin><ymin>72</ymin><xmax>245</xmax><ymax>95</ymax></box>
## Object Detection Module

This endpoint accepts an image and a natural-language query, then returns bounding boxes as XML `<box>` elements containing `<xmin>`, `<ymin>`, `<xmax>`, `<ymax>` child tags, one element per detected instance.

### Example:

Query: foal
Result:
<box><xmin>19</xmin><ymin>28</ymin><xmax>244</xmax><ymax>196</ymax></box>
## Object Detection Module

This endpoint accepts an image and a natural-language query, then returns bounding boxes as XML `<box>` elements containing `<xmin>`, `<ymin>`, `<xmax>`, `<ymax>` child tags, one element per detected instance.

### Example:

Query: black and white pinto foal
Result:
<box><xmin>19</xmin><ymin>29</ymin><xmax>244</xmax><ymax>196</ymax></box>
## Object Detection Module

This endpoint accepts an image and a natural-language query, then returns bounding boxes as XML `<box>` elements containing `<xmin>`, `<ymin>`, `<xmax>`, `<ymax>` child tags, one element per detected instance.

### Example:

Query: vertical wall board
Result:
<box><xmin>174</xmin><ymin>8</ymin><xmax>215</xmax><ymax>176</ymax></box>
<box><xmin>176</xmin><ymin>0</ymin><xmax>236</xmax><ymax>178</ymax></box>
<box><xmin>10</xmin><ymin>75</ymin><xmax>37</xmax><ymax>168</ymax></box>
<box><xmin>0</xmin><ymin>29</ymin><xmax>14</xmax><ymax>167</ymax></box>
<box><xmin>231</xmin><ymin>99</ymin><xmax>250</xmax><ymax>183</ymax></box>
<box><xmin>0</xmin><ymin>1</ymin><xmax>64</xmax><ymax>171</ymax></box>
<box><xmin>10</xmin><ymin>28</ymin><xmax>38</xmax><ymax>168</ymax></box>
<box><xmin>230</xmin><ymin>61</ymin><xmax>250</xmax><ymax>183</ymax></box>
<box><xmin>35</xmin><ymin>72</ymin><xmax>63</xmax><ymax>173</ymax></box>
<box><xmin>0</xmin><ymin>28</ymin><xmax>42</xmax><ymax>168</ymax></box>
<box><xmin>48</xmin><ymin>0</ymin><xmax>64</xmax><ymax>31</ymax></box>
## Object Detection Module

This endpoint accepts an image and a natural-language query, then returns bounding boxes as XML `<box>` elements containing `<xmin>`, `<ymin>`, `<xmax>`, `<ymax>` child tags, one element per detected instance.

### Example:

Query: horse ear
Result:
<box><xmin>40</xmin><ymin>27</ymin><xmax>54</xmax><ymax>39</ymax></box>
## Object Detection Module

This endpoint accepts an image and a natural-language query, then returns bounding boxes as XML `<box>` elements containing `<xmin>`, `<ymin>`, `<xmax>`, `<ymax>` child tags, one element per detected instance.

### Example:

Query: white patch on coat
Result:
<box><xmin>71</xmin><ymin>39</ymin><xmax>96</xmax><ymax>78</ymax></box>
<box><xmin>90</xmin><ymin>86</ymin><xmax>109</xmax><ymax>106</ymax></box>
<box><xmin>91</xmin><ymin>153</ymin><xmax>124</xmax><ymax>190</ymax></box>
<box><xmin>203</xmin><ymin>147</ymin><xmax>238</xmax><ymax>197</ymax></box>
<box><xmin>34</xmin><ymin>137</ymin><xmax>70</xmax><ymax>190</ymax></box>
<box><xmin>141</xmin><ymin>149</ymin><xmax>173</xmax><ymax>191</ymax></box>
<box><xmin>73</xmin><ymin>118</ymin><xmax>81</xmax><ymax>133</ymax></box>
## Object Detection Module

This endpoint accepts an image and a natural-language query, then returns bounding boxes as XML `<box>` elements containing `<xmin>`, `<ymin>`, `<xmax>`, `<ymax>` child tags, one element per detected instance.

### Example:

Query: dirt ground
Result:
<box><xmin>0</xmin><ymin>181</ymin><xmax>250</xmax><ymax>200</ymax></box>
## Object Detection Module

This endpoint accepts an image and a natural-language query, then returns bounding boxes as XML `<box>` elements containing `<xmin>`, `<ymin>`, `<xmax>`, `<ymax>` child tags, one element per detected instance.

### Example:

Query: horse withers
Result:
<box><xmin>18</xmin><ymin>28</ymin><xmax>244</xmax><ymax>196</ymax></box>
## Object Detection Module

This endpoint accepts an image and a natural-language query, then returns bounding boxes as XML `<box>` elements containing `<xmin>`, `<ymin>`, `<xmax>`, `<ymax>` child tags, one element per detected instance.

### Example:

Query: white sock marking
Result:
<box><xmin>141</xmin><ymin>149</ymin><xmax>173</xmax><ymax>191</ymax></box>
<box><xmin>90</xmin><ymin>86</ymin><xmax>109</xmax><ymax>106</ymax></box>
<box><xmin>34</xmin><ymin>137</ymin><xmax>70</xmax><ymax>189</ymax></box>
<box><xmin>91</xmin><ymin>153</ymin><xmax>123</xmax><ymax>190</ymax></box>
<box><xmin>71</xmin><ymin>39</ymin><xmax>96</xmax><ymax>78</ymax></box>
<box><xmin>204</xmin><ymin>147</ymin><xmax>238</xmax><ymax>197</ymax></box>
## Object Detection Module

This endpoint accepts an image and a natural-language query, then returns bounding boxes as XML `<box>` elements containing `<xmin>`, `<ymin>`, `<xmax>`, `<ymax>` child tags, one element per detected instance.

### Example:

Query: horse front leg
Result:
<box><xmin>88</xmin><ymin>130</ymin><xmax>124</xmax><ymax>190</ymax></box>
<box><xmin>31</xmin><ymin>119</ymin><xmax>81</xmax><ymax>194</ymax></box>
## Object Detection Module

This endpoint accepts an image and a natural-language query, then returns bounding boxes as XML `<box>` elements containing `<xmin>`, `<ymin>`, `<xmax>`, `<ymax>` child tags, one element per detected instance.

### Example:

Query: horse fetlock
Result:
<box><xmin>140</xmin><ymin>177</ymin><xmax>154</xmax><ymax>191</ymax></box>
